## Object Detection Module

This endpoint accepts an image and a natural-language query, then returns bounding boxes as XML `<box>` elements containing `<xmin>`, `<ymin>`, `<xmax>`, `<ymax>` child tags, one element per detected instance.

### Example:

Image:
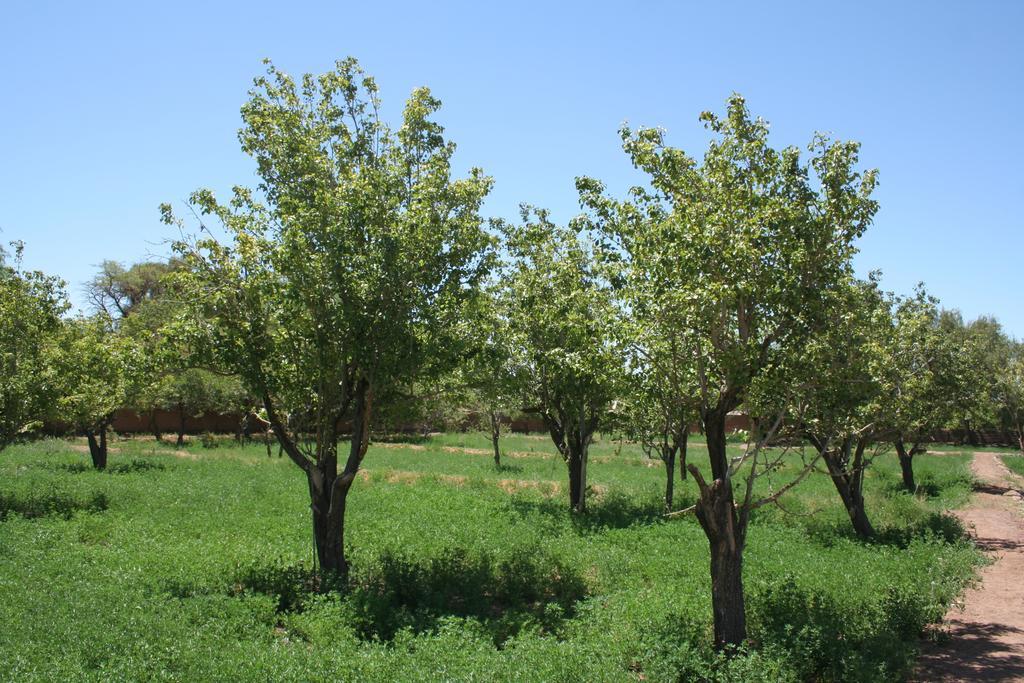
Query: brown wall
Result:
<box><xmin>110</xmin><ymin>409</ymin><xmax>243</xmax><ymax>435</ymax></box>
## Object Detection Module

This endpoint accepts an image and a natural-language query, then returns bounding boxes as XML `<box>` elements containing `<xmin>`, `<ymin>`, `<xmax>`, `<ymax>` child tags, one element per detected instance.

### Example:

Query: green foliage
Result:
<box><xmin>162</xmin><ymin>57</ymin><xmax>496</xmax><ymax>572</ymax></box>
<box><xmin>51</xmin><ymin>316</ymin><xmax>141</xmax><ymax>433</ymax></box>
<box><xmin>877</xmin><ymin>287</ymin><xmax>971</xmax><ymax>442</ymax></box>
<box><xmin>151</xmin><ymin>369</ymin><xmax>245</xmax><ymax>422</ymax></box>
<box><xmin>453</xmin><ymin>287</ymin><xmax>521</xmax><ymax>435</ymax></box>
<box><xmin>86</xmin><ymin>259</ymin><xmax>181</xmax><ymax>322</ymax></box>
<box><xmin>0</xmin><ymin>488</ymin><xmax>108</xmax><ymax>521</ymax></box>
<box><xmin>751</xmin><ymin>573</ymin><xmax>945</xmax><ymax>680</ymax></box>
<box><xmin>90</xmin><ymin>259</ymin><xmax>252</xmax><ymax>435</ymax></box>
<box><xmin>794</xmin><ymin>276</ymin><xmax>890</xmax><ymax>439</ymax></box>
<box><xmin>579</xmin><ymin>94</ymin><xmax>880</xmax><ymax>424</ymax></box>
<box><xmin>0</xmin><ymin>243</ymin><xmax>68</xmax><ymax>450</ymax></box>
<box><xmin>164</xmin><ymin>57</ymin><xmax>495</xmax><ymax>419</ymax></box>
<box><xmin>498</xmin><ymin>208</ymin><xmax>622</xmax><ymax>457</ymax></box>
<box><xmin>1003</xmin><ymin>454</ymin><xmax>1024</xmax><ymax>477</ymax></box>
<box><xmin>0</xmin><ymin>437</ymin><xmax>981</xmax><ymax>681</ymax></box>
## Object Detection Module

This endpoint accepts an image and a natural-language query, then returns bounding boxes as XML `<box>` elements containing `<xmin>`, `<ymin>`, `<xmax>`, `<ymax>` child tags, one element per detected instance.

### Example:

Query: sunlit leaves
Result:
<box><xmin>0</xmin><ymin>245</ymin><xmax>68</xmax><ymax>448</ymax></box>
<box><xmin>165</xmin><ymin>57</ymin><xmax>494</xmax><ymax>436</ymax></box>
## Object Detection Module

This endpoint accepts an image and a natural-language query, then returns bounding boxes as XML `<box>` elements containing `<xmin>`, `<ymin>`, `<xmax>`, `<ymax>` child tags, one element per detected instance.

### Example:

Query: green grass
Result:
<box><xmin>923</xmin><ymin>443</ymin><xmax>1019</xmax><ymax>454</ymax></box>
<box><xmin>1003</xmin><ymin>453</ymin><xmax>1024</xmax><ymax>478</ymax></box>
<box><xmin>0</xmin><ymin>434</ymin><xmax>982</xmax><ymax>682</ymax></box>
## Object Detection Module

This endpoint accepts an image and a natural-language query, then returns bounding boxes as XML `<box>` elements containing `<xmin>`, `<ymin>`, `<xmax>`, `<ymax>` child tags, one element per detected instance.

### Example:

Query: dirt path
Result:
<box><xmin>915</xmin><ymin>452</ymin><xmax>1024</xmax><ymax>681</ymax></box>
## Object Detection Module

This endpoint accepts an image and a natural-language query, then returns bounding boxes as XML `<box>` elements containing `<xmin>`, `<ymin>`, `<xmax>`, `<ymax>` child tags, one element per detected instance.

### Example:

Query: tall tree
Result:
<box><xmin>952</xmin><ymin>314</ymin><xmax>1007</xmax><ymax>445</ymax></box>
<box><xmin>165</xmin><ymin>58</ymin><xmax>493</xmax><ymax>575</ymax></box>
<box><xmin>795</xmin><ymin>276</ymin><xmax>890</xmax><ymax>539</ymax></box>
<box><xmin>86</xmin><ymin>259</ymin><xmax>180</xmax><ymax>322</ymax></box>
<box><xmin>613</xmin><ymin>317</ymin><xmax>696</xmax><ymax>513</ymax></box>
<box><xmin>0</xmin><ymin>243</ymin><xmax>68</xmax><ymax>450</ymax></box>
<box><xmin>149</xmin><ymin>369</ymin><xmax>244</xmax><ymax>447</ymax></box>
<box><xmin>996</xmin><ymin>341</ymin><xmax>1024</xmax><ymax>453</ymax></box>
<box><xmin>458</xmin><ymin>287</ymin><xmax>519</xmax><ymax>467</ymax></box>
<box><xmin>578</xmin><ymin>95</ymin><xmax>879</xmax><ymax>648</ymax></box>
<box><xmin>499</xmin><ymin>208</ymin><xmax>621</xmax><ymax>513</ymax></box>
<box><xmin>880</xmin><ymin>287</ymin><xmax>964</xmax><ymax>492</ymax></box>
<box><xmin>53</xmin><ymin>316</ymin><xmax>140</xmax><ymax>469</ymax></box>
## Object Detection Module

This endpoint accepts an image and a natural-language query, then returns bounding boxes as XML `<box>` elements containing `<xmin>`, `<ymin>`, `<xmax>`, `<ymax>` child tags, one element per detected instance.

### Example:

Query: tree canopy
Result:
<box><xmin>498</xmin><ymin>207</ymin><xmax>622</xmax><ymax>512</ymax></box>
<box><xmin>165</xmin><ymin>57</ymin><xmax>494</xmax><ymax>573</ymax></box>
<box><xmin>0</xmin><ymin>243</ymin><xmax>68</xmax><ymax>450</ymax></box>
<box><xmin>578</xmin><ymin>94</ymin><xmax>880</xmax><ymax>647</ymax></box>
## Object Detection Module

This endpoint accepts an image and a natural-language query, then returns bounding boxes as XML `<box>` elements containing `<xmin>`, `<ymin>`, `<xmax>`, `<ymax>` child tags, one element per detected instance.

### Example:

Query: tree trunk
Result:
<box><xmin>894</xmin><ymin>439</ymin><xmax>916</xmax><ymax>493</ymax></box>
<box><xmin>847</xmin><ymin>496</ymin><xmax>874</xmax><ymax>539</ymax></box>
<box><xmin>664</xmin><ymin>448</ymin><xmax>676</xmax><ymax>512</ymax></box>
<box><xmin>176</xmin><ymin>404</ymin><xmax>186</xmax><ymax>448</ymax></box>
<box><xmin>489</xmin><ymin>410</ymin><xmax>501</xmax><ymax>468</ymax></box>
<box><xmin>693</xmin><ymin>406</ymin><xmax>747</xmax><ymax>649</ymax></box>
<box><xmin>678</xmin><ymin>430</ymin><xmax>688</xmax><ymax>481</ymax></box>
<box><xmin>308</xmin><ymin>465</ymin><xmax>348</xmax><ymax>574</ymax></box>
<box><xmin>820</xmin><ymin>445</ymin><xmax>874</xmax><ymax>539</ymax></box>
<box><xmin>85</xmin><ymin>426</ymin><xmax>108</xmax><ymax>470</ymax></box>
<box><xmin>306</xmin><ymin>378</ymin><xmax>373</xmax><ymax>577</ymax></box>
<box><xmin>709</xmin><ymin>535</ymin><xmax>745</xmax><ymax>650</ymax></box>
<box><xmin>568</xmin><ymin>451</ymin><xmax>586</xmax><ymax>513</ymax></box>
<box><xmin>964</xmin><ymin>420</ymin><xmax>980</xmax><ymax>447</ymax></box>
<box><xmin>1017</xmin><ymin>427</ymin><xmax>1024</xmax><ymax>455</ymax></box>
<box><xmin>149</xmin><ymin>412</ymin><xmax>161</xmax><ymax>442</ymax></box>
<box><xmin>541</xmin><ymin>412</ymin><xmax>593</xmax><ymax>514</ymax></box>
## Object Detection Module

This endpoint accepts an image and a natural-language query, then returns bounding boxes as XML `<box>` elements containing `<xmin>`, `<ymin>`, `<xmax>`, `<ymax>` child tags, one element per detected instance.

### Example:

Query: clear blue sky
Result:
<box><xmin>2</xmin><ymin>1</ymin><xmax>1021</xmax><ymax>335</ymax></box>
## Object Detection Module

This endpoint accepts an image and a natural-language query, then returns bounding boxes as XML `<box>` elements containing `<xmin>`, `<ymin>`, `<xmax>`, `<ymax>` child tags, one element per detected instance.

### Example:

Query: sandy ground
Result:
<box><xmin>914</xmin><ymin>452</ymin><xmax>1024</xmax><ymax>681</ymax></box>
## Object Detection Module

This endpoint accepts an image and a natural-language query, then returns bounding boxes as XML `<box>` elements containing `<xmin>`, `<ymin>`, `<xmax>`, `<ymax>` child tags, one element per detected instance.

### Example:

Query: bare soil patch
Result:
<box><xmin>358</xmin><ymin>468</ymin><xmax>563</xmax><ymax>498</ymax></box>
<box><xmin>915</xmin><ymin>452</ymin><xmax>1024</xmax><ymax>681</ymax></box>
<box><xmin>68</xmin><ymin>443</ymin><xmax>122</xmax><ymax>455</ymax></box>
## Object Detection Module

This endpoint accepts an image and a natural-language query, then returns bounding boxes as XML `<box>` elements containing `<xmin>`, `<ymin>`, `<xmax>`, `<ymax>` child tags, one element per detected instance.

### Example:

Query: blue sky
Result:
<box><xmin>2</xmin><ymin>1</ymin><xmax>1021</xmax><ymax>335</ymax></box>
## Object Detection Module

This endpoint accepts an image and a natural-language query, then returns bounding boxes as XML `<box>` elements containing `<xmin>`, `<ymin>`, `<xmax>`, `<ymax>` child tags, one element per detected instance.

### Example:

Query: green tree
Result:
<box><xmin>86</xmin><ymin>259</ymin><xmax>181</xmax><ymax>322</ymax></box>
<box><xmin>104</xmin><ymin>259</ymin><xmax>250</xmax><ymax>444</ymax></box>
<box><xmin>948</xmin><ymin>313</ymin><xmax>1007</xmax><ymax>445</ymax></box>
<box><xmin>498</xmin><ymin>208</ymin><xmax>621</xmax><ymax>512</ymax></box>
<box><xmin>578</xmin><ymin>183</ymin><xmax>701</xmax><ymax>513</ymax></box>
<box><xmin>53</xmin><ymin>316</ymin><xmax>140</xmax><ymax>469</ymax></box>
<box><xmin>606</xmin><ymin>297</ymin><xmax>697</xmax><ymax>513</ymax></box>
<box><xmin>0</xmin><ymin>243</ymin><xmax>68</xmax><ymax>450</ymax></box>
<box><xmin>150</xmin><ymin>369</ymin><xmax>244</xmax><ymax>447</ymax></box>
<box><xmin>879</xmin><ymin>287</ymin><xmax>965</xmax><ymax>492</ymax></box>
<box><xmin>996</xmin><ymin>342</ymin><xmax>1024</xmax><ymax>453</ymax></box>
<box><xmin>165</xmin><ymin>58</ymin><xmax>493</xmax><ymax>574</ymax></box>
<box><xmin>794</xmin><ymin>276</ymin><xmax>890</xmax><ymax>539</ymax></box>
<box><xmin>578</xmin><ymin>95</ymin><xmax>879</xmax><ymax>648</ymax></box>
<box><xmin>458</xmin><ymin>287</ymin><xmax>520</xmax><ymax>467</ymax></box>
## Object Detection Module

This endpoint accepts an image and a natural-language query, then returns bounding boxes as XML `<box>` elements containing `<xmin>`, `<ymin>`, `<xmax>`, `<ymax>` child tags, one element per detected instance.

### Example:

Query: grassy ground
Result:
<box><xmin>1002</xmin><ymin>453</ymin><xmax>1024</xmax><ymax>478</ymax></box>
<box><xmin>0</xmin><ymin>433</ymin><xmax>982</xmax><ymax>682</ymax></box>
<box><xmin>924</xmin><ymin>443</ymin><xmax>1019</xmax><ymax>454</ymax></box>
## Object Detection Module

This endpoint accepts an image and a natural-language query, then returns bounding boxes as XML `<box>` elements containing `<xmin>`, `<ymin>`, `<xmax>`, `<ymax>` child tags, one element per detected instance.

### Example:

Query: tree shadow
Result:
<box><xmin>507</xmin><ymin>490</ymin><xmax>668</xmax><ymax>534</ymax></box>
<box><xmin>874</xmin><ymin>511</ymin><xmax>969</xmax><ymax>548</ymax></box>
<box><xmin>50</xmin><ymin>459</ymin><xmax>167</xmax><ymax>475</ymax></box>
<box><xmin>883</xmin><ymin>471</ymin><xmax>973</xmax><ymax>500</ymax></box>
<box><xmin>752</xmin><ymin>576</ymin><xmax>943</xmax><ymax>681</ymax></box>
<box><xmin>918</xmin><ymin>621</ymin><xmax>1024</xmax><ymax>681</ymax></box>
<box><xmin>372</xmin><ymin>434</ymin><xmax>430</xmax><ymax>445</ymax></box>
<box><xmin>974</xmin><ymin>481</ymin><xmax>1024</xmax><ymax>497</ymax></box>
<box><xmin>231</xmin><ymin>547</ymin><xmax>589</xmax><ymax>645</ymax></box>
<box><xmin>804</xmin><ymin>511</ymin><xmax>968</xmax><ymax>549</ymax></box>
<box><xmin>0</xmin><ymin>490</ymin><xmax>108</xmax><ymax>521</ymax></box>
